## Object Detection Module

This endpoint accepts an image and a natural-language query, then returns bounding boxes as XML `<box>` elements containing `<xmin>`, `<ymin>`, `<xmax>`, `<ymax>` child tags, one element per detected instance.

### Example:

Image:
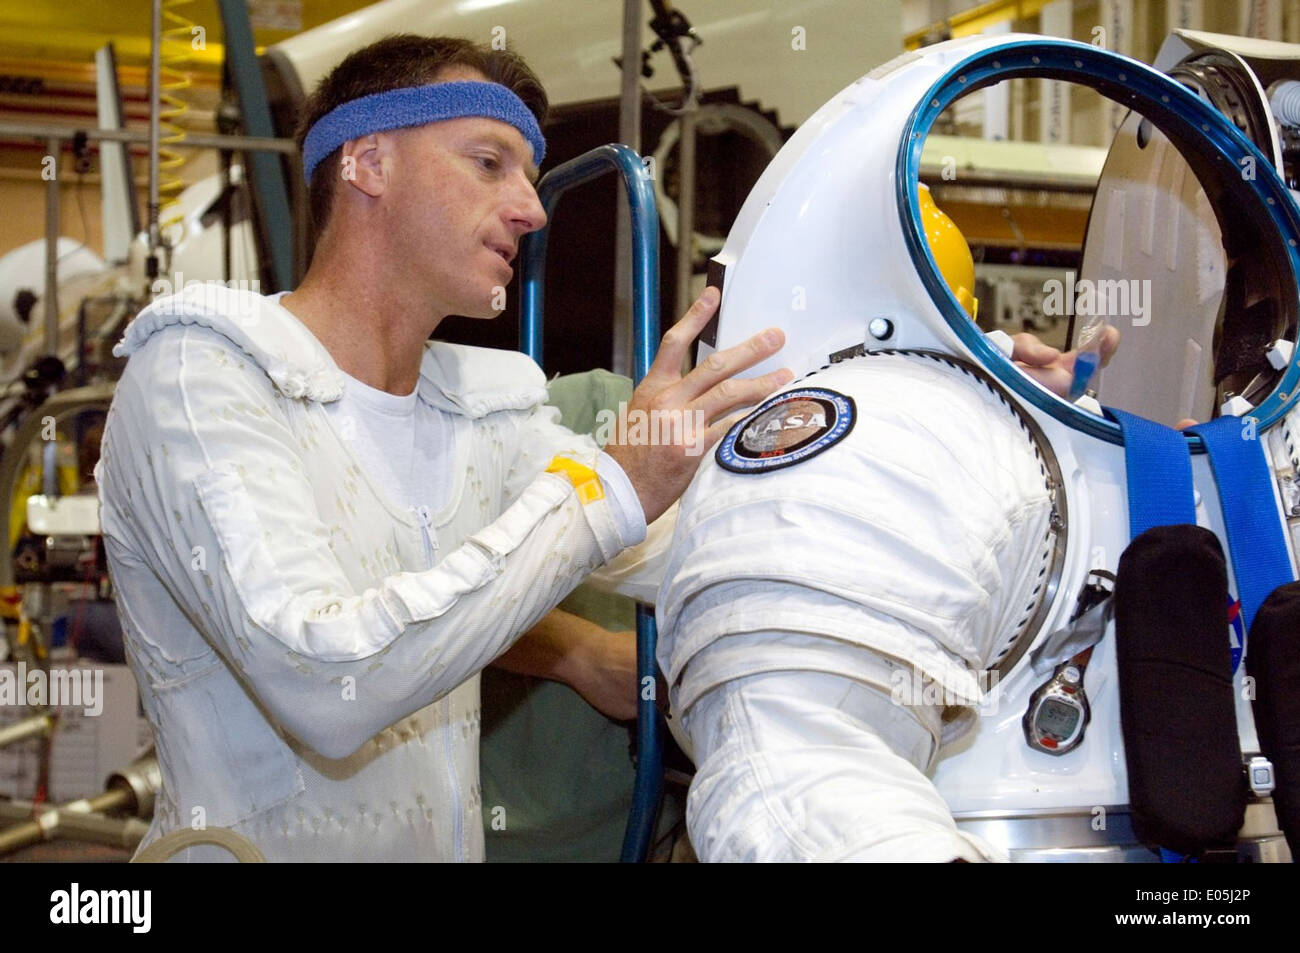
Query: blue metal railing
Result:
<box><xmin>517</xmin><ymin>143</ymin><xmax>663</xmax><ymax>863</ymax></box>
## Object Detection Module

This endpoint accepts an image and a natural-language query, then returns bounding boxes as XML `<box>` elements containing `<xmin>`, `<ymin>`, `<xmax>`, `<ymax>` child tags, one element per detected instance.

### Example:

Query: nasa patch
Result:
<box><xmin>716</xmin><ymin>387</ymin><xmax>856</xmax><ymax>474</ymax></box>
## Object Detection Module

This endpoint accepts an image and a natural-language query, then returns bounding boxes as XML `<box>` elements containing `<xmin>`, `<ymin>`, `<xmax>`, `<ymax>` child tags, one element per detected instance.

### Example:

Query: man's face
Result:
<box><xmin>385</xmin><ymin>66</ymin><xmax>546</xmax><ymax>319</ymax></box>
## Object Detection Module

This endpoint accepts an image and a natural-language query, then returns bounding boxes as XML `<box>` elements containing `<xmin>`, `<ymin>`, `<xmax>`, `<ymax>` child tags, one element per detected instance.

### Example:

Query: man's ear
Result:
<box><xmin>337</xmin><ymin>132</ymin><xmax>391</xmax><ymax>198</ymax></box>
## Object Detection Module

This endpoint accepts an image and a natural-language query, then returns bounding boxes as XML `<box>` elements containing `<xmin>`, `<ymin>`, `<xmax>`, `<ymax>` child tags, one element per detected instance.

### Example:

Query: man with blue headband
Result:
<box><xmin>96</xmin><ymin>34</ymin><xmax>788</xmax><ymax>862</ymax></box>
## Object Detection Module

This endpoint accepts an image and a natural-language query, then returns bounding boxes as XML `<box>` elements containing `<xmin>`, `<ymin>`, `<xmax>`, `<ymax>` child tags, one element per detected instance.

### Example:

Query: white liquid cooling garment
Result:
<box><xmin>96</xmin><ymin>285</ymin><xmax>648</xmax><ymax>862</ymax></box>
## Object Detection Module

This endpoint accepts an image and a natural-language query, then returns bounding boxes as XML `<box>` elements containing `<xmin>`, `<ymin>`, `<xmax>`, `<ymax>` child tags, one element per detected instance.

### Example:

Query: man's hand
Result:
<box><xmin>605</xmin><ymin>287</ymin><xmax>793</xmax><ymax>522</ymax></box>
<box><xmin>1011</xmin><ymin>326</ymin><xmax>1121</xmax><ymax>398</ymax></box>
<box><xmin>563</xmin><ymin>627</ymin><xmax>638</xmax><ymax>721</ymax></box>
<box><xmin>491</xmin><ymin>609</ymin><xmax>638</xmax><ymax>721</ymax></box>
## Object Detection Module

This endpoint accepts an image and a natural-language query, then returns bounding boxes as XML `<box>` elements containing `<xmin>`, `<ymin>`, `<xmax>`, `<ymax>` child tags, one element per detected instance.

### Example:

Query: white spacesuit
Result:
<box><xmin>95</xmin><ymin>284</ymin><xmax>646</xmax><ymax>862</ymax></box>
<box><xmin>654</xmin><ymin>33</ymin><xmax>1300</xmax><ymax>862</ymax></box>
<box><xmin>659</xmin><ymin>353</ymin><xmax>1054</xmax><ymax>861</ymax></box>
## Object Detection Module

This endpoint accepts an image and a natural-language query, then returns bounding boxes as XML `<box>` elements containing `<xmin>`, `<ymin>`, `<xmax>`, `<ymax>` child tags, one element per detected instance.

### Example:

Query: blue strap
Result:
<box><xmin>1185</xmin><ymin>416</ymin><xmax>1295</xmax><ymax>633</ymax></box>
<box><xmin>1106</xmin><ymin>408</ymin><xmax>1197</xmax><ymax>537</ymax></box>
<box><xmin>1106</xmin><ymin>408</ymin><xmax>1198</xmax><ymax>864</ymax></box>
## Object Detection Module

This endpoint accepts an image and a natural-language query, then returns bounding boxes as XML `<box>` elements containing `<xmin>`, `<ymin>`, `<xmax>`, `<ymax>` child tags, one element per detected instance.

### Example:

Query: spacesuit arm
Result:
<box><xmin>98</xmin><ymin>326</ymin><xmax>628</xmax><ymax>760</ymax></box>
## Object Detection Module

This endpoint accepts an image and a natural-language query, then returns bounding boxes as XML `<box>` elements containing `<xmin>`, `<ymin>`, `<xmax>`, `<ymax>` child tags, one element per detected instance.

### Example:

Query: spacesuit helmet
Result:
<box><xmin>703</xmin><ymin>35</ymin><xmax>1300</xmax><ymax>446</ymax></box>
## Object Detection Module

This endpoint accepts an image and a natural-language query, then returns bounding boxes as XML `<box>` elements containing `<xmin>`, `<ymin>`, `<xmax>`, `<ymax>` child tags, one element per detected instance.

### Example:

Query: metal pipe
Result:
<box><xmin>516</xmin><ymin>143</ymin><xmax>663</xmax><ymax>862</ymax></box>
<box><xmin>618</xmin><ymin>2</ymin><xmax>644</xmax><ymax>183</ymax></box>
<box><xmin>216</xmin><ymin>0</ymin><xmax>297</xmax><ymax>293</ymax></box>
<box><xmin>44</xmin><ymin>812</ymin><xmax>150</xmax><ymax>850</ymax></box>
<box><xmin>0</xmin><ymin>120</ymin><xmax>298</xmax><ymax>154</ymax></box>
<box><xmin>612</xmin><ymin>0</ymin><xmax>644</xmax><ymax>377</ymax></box>
<box><xmin>0</xmin><ymin>713</ymin><xmax>52</xmax><ymax>749</ymax></box>
<box><xmin>37</xmin><ymin>136</ymin><xmax>61</xmax><ymax>533</ymax></box>
<box><xmin>77</xmin><ymin>787</ymin><xmax>134</xmax><ymax>817</ymax></box>
<box><xmin>105</xmin><ymin>753</ymin><xmax>162</xmax><ymax>819</ymax></box>
<box><xmin>0</xmin><ymin>791</ymin><xmax>148</xmax><ymax>854</ymax></box>
<box><xmin>43</xmin><ymin>136</ymin><xmax>60</xmax><ymax>358</ymax></box>
<box><xmin>0</xmin><ymin>758</ymin><xmax>155</xmax><ymax>855</ymax></box>
<box><xmin>673</xmin><ymin>109</ymin><xmax>697</xmax><ymax>323</ymax></box>
<box><xmin>624</xmin><ymin>603</ymin><xmax>663</xmax><ymax>862</ymax></box>
<box><xmin>519</xmin><ymin>144</ymin><xmax>660</xmax><ymax>377</ymax></box>
<box><xmin>0</xmin><ymin>807</ymin><xmax>58</xmax><ymax>854</ymax></box>
<box><xmin>148</xmin><ymin>0</ymin><xmax>162</xmax><ymax>263</ymax></box>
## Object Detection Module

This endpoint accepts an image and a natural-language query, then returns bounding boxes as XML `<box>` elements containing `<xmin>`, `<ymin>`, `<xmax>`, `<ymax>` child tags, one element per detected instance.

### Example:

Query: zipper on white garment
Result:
<box><xmin>413</xmin><ymin>502</ymin><xmax>464</xmax><ymax>860</ymax></box>
<box><xmin>414</xmin><ymin>504</ymin><xmax>435</xmax><ymax>568</ymax></box>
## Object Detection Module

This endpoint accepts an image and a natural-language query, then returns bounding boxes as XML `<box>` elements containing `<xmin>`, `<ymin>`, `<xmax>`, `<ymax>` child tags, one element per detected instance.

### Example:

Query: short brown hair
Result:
<box><xmin>295</xmin><ymin>34</ymin><xmax>548</xmax><ymax>235</ymax></box>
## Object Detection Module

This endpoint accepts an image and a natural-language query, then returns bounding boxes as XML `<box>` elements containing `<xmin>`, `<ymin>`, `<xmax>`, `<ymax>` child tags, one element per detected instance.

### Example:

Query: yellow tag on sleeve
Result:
<box><xmin>545</xmin><ymin>456</ymin><xmax>605</xmax><ymax>505</ymax></box>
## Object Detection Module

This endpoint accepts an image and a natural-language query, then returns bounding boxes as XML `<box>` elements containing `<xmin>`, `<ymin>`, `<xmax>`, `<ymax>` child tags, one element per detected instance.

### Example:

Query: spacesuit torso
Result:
<box><xmin>655</xmin><ymin>33</ymin><xmax>1300</xmax><ymax>862</ymax></box>
<box><xmin>658</xmin><ymin>351</ymin><xmax>1057</xmax><ymax>861</ymax></box>
<box><xmin>660</xmin><ymin>351</ymin><xmax>1054</xmax><ymax>733</ymax></box>
<box><xmin>660</xmin><ymin>347</ymin><xmax>1300</xmax><ymax>862</ymax></box>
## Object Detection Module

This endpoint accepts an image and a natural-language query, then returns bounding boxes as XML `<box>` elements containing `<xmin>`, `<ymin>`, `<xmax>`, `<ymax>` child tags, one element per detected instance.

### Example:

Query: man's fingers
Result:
<box><xmin>702</xmin><ymin>410</ymin><xmax>752</xmax><ymax>451</ymax></box>
<box><xmin>1098</xmin><ymin>325</ymin><xmax>1121</xmax><ymax>367</ymax></box>
<box><xmin>641</xmin><ymin>287</ymin><xmax>721</xmax><ymax>388</ymax></box>
<box><xmin>674</xmin><ymin>326</ymin><xmax>786</xmax><ymax>405</ymax></box>
<box><xmin>1019</xmin><ymin>364</ymin><xmax>1072</xmax><ymax>398</ymax></box>
<box><xmin>1011</xmin><ymin>332</ymin><xmax>1061</xmax><ymax>367</ymax></box>
<box><xmin>693</xmin><ymin>367</ymin><xmax>793</xmax><ymax>423</ymax></box>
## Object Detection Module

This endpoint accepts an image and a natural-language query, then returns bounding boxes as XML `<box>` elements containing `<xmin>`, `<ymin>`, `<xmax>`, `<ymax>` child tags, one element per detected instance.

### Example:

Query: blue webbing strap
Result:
<box><xmin>1105</xmin><ymin>408</ymin><xmax>1199</xmax><ymax>863</ymax></box>
<box><xmin>1108</xmin><ymin>408</ymin><xmax>1297</xmax><ymax>862</ymax></box>
<box><xmin>1186</xmin><ymin>416</ymin><xmax>1296</xmax><ymax>634</ymax></box>
<box><xmin>1106</xmin><ymin>408</ymin><xmax>1197</xmax><ymax>536</ymax></box>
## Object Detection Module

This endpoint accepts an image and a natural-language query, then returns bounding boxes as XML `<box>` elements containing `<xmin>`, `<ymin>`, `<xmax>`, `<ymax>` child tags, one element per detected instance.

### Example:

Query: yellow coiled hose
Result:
<box><xmin>157</xmin><ymin>0</ymin><xmax>198</xmax><ymax>239</ymax></box>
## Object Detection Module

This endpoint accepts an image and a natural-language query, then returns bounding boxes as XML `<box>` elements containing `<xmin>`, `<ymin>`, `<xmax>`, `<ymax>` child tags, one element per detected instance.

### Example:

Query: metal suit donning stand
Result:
<box><xmin>518</xmin><ymin>143</ymin><xmax>664</xmax><ymax>863</ymax></box>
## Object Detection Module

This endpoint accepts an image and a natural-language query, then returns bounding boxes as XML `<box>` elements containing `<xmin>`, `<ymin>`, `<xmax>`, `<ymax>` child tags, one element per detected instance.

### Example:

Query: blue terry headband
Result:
<box><xmin>302</xmin><ymin>80</ymin><xmax>546</xmax><ymax>184</ymax></box>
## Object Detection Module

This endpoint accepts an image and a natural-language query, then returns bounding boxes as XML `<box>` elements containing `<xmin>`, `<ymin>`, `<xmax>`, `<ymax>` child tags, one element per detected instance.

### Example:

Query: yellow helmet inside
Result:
<box><xmin>918</xmin><ymin>182</ymin><xmax>978</xmax><ymax>320</ymax></box>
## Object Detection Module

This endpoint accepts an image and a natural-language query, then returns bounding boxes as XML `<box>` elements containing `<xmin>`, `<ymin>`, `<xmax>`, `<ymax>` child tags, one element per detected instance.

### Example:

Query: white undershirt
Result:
<box><xmin>322</xmin><ymin>371</ymin><xmax>646</xmax><ymax>544</ymax></box>
<box><xmin>273</xmin><ymin>301</ymin><xmax>644</xmax><ymax>548</ymax></box>
<box><xmin>321</xmin><ymin>369</ymin><xmax>645</xmax><ymax>547</ymax></box>
<box><xmin>322</xmin><ymin>370</ymin><xmax>456</xmax><ymax>516</ymax></box>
